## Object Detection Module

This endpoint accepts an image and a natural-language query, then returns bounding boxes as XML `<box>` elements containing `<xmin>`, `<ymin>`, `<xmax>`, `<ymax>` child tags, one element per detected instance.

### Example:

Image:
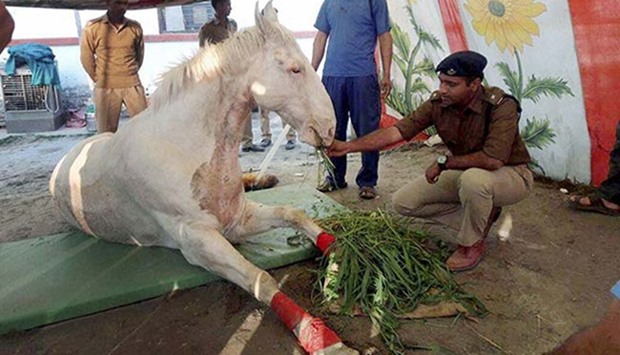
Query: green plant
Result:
<box><xmin>387</xmin><ymin>4</ymin><xmax>443</xmax><ymax>136</ymax></box>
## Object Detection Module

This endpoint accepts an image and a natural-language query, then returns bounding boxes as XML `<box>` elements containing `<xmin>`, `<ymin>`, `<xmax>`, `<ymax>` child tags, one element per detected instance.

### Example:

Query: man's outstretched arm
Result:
<box><xmin>328</xmin><ymin>126</ymin><xmax>404</xmax><ymax>157</ymax></box>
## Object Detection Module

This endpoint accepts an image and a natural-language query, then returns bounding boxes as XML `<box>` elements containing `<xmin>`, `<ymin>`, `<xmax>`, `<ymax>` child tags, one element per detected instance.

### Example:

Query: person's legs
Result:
<box><xmin>392</xmin><ymin>170</ymin><xmax>464</xmax><ymax>226</ymax></box>
<box><xmin>242</xmin><ymin>116</ymin><xmax>253</xmax><ymax>148</ymax></box>
<box><xmin>569</xmin><ymin>122</ymin><xmax>620</xmax><ymax>213</ymax></box>
<box><xmin>122</xmin><ymin>85</ymin><xmax>147</xmax><ymax>118</ymax></box>
<box><xmin>456</xmin><ymin>165</ymin><xmax>533</xmax><ymax>246</ymax></box>
<box><xmin>280</xmin><ymin>116</ymin><xmax>297</xmax><ymax>150</ymax></box>
<box><xmin>94</xmin><ymin>87</ymin><xmax>123</xmax><ymax>133</ymax></box>
<box><xmin>259</xmin><ymin>108</ymin><xmax>272</xmax><ymax>145</ymax></box>
<box><xmin>349</xmin><ymin>75</ymin><xmax>380</xmax><ymax>190</ymax></box>
<box><xmin>241</xmin><ymin>113</ymin><xmax>264</xmax><ymax>152</ymax></box>
<box><xmin>394</xmin><ymin>165</ymin><xmax>533</xmax><ymax>271</ymax></box>
<box><xmin>321</xmin><ymin>76</ymin><xmax>348</xmax><ymax>186</ymax></box>
<box><xmin>282</xmin><ymin>118</ymin><xmax>297</xmax><ymax>141</ymax></box>
<box><xmin>600</xmin><ymin>122</ymin><xmax>620</xmax><ymax>204</ymax></box>
<box><xmin>445</xmin><ymin>165</ymin><xmax>533</xmax><ymax>271</ymax></box>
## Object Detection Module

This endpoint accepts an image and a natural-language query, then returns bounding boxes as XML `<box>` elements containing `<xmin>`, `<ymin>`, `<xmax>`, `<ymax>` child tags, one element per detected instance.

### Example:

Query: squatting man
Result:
<box><xmin>327</xmin><ymin>50</ymin><xmax>533</xmax><ymax>272</ymax></box>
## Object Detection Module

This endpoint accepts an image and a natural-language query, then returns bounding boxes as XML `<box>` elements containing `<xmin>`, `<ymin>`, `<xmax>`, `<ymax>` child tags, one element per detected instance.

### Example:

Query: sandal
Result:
<box><xmin>568</xmin><ymin>194</ymin><xmax>620</xmax><ymax>216</ymax></box>
<box><xmin>359</xmin><ymin>186</ymin><xmax>377</xmax><ymax>200</ymax></box>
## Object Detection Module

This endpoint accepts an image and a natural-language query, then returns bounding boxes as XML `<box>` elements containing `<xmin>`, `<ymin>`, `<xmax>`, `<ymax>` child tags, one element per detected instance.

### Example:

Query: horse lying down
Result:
<box><xmin>49</xmin><ymin>3</ymin><xmax>356</xmax><ymax>354</ymax></box>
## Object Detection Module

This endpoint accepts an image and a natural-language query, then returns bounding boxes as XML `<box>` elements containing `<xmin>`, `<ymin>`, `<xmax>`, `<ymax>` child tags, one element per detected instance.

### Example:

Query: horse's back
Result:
<box><xmin>49</xmin><ymin>132</ymin><xmax>185</xmax><ymax>247</ymax></box>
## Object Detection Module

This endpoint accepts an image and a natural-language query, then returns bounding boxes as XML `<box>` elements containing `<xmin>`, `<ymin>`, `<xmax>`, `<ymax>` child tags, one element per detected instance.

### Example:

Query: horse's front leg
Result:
<box><xmin>166</xmin><ymin>219</ymin><xmax>357</xmax><ymax>355</ymax></box>
<box><xmin>230</xmin><ymin>200</ymin><xmax>337</xmax><ymax>255</ymax></box>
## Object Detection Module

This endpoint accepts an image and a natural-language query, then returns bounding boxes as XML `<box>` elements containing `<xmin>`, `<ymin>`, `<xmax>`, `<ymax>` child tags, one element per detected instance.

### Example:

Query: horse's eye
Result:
<box><xmin>291</xmin><ymin>67</ymin><xmax>302</xmax><ymax>74</ymax></box>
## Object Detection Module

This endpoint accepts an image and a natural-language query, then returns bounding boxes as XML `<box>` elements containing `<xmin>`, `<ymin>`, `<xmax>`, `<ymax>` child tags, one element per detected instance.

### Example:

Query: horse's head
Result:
<box><xmin>248</xmin><ymin>2</ymin><xmax>336</xmax><ymax>148</ymax></box>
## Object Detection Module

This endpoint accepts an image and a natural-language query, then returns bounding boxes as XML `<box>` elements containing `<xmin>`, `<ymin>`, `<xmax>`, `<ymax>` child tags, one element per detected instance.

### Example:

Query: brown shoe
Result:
<box><xmin>446</xmin><ymin>239</ymin><xmax>487</xmax><ymax>272</ymax></box>
<box><xmin>446</xmin><ymin>207</ymin><xmax>501</xmax><ymax>272</ymax></box>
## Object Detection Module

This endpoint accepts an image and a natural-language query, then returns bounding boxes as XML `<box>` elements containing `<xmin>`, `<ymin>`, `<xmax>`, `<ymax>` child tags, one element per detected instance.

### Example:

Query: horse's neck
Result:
<box><xmin>149</xmin><ymin>78</ymin><xmax>253</xmax><ymax>159</ymax></box>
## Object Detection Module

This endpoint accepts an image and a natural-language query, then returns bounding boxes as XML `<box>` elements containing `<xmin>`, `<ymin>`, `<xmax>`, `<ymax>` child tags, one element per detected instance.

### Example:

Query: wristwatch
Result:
<box><xmin>437</xmin><ymin>155</ymin><xmax>448</xmax><ymax>171</ymax></box>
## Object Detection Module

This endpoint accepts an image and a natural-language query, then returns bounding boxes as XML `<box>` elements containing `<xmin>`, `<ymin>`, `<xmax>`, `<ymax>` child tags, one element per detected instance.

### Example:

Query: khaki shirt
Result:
<box><xmin>395</xmin><ymin>86</ymin><xmax>531</xmax><ymax>165</ymax></box>
<box><xmin>80</xmin><ymin>14</ymin><xmax>144</xmax><ymax>89</ymax></box>
<box><xmin>198</xmin><ymin>17</ymin><xmax>237</xmax><ymax>47</ymax></box>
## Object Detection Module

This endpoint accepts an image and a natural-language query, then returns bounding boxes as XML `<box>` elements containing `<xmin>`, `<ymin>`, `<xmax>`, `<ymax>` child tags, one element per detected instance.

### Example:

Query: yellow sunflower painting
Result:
<box><xmin>465</xmin><ymin>0</ymin><xmax>547</xmax><ymax>53</ymax></box>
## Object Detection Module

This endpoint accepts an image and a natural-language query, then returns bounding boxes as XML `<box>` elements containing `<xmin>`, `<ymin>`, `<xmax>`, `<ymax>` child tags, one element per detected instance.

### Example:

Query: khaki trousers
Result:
<box><xmin>241</xmin><ymin>112</ymin><xmax>255</xmax><ymax>148</ymax></box>
<box><xmin>259</xmin><ymin>108</ymin><xmax>296</xmax><ymax>141</ymax></box>
<box><xmin>392</xmin><ymin>165</ymin><xmax>534</xmax><ymax>246</ymax></box>
<box><xmin>94</xmin><ymin>85</ymin><xmax>147</xmax><ymax>133</ymax></box>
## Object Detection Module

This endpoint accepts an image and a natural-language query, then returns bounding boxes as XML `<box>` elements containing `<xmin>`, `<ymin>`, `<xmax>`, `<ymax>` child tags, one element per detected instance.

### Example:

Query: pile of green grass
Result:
<box><xmin>315</xmin><ymin>209</ymin><xmax>487</xmax><ymax>354</ymax></box>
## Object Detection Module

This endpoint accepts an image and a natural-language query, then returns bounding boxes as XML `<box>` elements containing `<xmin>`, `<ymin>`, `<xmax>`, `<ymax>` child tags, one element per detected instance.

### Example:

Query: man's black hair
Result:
<box><xmin>211</xmin><ymin>0</ymin><xmax>226</xmax><ymax>9</ymax></box>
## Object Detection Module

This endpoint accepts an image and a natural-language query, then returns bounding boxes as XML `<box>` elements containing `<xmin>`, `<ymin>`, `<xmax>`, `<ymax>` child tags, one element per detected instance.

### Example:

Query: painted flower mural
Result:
<box><xmin>387</xmin><ymin>5</ymin><xmax>441</xmax><ymax>135</ymax></box>
<box><xmin>465</xmin><ymin>0</ymin><xmax>573</xmax><ymax>168</ymax></box>
<box><xmin>465</xmin><ymin>0</ymin><xmax>546</xmax><ymax>53</ymax></box>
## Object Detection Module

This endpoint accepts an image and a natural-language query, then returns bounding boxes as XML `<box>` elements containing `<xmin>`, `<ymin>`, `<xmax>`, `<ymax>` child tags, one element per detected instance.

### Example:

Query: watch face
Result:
<box><xmin>437</xmin><ymin>155</ymin><xmax>447</xmax><ymax>164</ymax></box>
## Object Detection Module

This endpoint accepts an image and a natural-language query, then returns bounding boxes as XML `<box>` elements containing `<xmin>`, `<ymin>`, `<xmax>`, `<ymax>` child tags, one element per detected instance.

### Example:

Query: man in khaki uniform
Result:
<box><xmin>199</xmin><ymin>0</ymin><xmax>264</xmax><ymax>153</ymax></box>
<box><xmin>80</xmin><ymin>0</ymin><xmax>147</xmax><ymax>134</ymax></box>
<box><xmin>328</xmin><ymin>51</ymin><xmax>533</xmax><ymax>272</ymax></box>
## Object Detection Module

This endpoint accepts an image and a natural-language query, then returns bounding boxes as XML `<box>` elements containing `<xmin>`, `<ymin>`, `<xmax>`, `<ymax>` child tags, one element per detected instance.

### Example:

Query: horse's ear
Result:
<box><xmin>255</xmin><ymin>0</ymin><xmax>278</xmax><ymax>32</ymax></box>
<box><xmin>262</xmin><ymin>1</ymin><xmax>279</xmax><ymax>22</ymax></box>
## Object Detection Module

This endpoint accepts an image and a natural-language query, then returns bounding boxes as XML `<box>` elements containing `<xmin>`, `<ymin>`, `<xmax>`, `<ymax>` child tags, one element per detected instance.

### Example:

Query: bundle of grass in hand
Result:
<box><xmin>316</xmin><ymin>146</ymin><xmax>336</xmax><ymax>185</ymax></box>
<box><xmin>315</xmin><ymin>209</ymin><xmax>487</xmax><ymax>354</ymax></box>
<box><xmin>314</xmin><ymin>130</ymin><xmax>337</xmax><ymax>188</ymax></box>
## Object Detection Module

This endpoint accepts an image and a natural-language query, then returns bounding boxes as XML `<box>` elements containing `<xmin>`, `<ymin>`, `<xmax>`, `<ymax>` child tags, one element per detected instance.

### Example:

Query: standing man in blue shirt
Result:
<box><xmin>312</xmin><ymin>0</ymin><xmax>393</xmax><ymax>200</ymax></box>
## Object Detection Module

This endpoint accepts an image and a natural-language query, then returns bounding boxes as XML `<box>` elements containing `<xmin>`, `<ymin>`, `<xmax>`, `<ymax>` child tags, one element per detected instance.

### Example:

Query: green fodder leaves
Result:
<box><xmin>315</xmin><ymin>209</ymin><xmax>487</xmax><ymax>354</ymax></box>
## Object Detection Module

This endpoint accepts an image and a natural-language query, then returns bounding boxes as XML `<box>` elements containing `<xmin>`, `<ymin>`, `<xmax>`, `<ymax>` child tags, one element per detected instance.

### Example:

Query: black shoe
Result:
<box><xmin>285</xmin><ymin>140</ymin><xmax>296</xmax><ymax>150</ymax></box>
<box><xmin>317</xmin><ymin>178</ymin><xmax>348</xmax><ymax>193</ymax></box>
<box><xmin>259</xmin><ymin>138</ymin><xmax>272</xmax><ymax>148</ymax></box>
<box><xmin>241</xmin><ymin>144</ymin><xmax>265</xmax><ymax>152</ymax></box>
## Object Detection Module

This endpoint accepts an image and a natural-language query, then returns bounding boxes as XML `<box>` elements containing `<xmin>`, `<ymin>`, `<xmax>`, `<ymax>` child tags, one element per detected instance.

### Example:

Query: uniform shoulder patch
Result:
<box><xmin>86</xmin><ymin>16</ymin><xmax>104</xmax><ymax>27</ymax></box>
<box><xmin>484</xmin><ymin>87</ymin><xmax>506</xmax><ymax>106</ymax></box>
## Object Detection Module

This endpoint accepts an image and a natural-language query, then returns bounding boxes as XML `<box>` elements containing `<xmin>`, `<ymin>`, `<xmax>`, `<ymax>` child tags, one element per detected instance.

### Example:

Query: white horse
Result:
<box><xmin>49</xmin><ymin>3</ymin><xmax>356</xmax><ymax>354</ymax></box>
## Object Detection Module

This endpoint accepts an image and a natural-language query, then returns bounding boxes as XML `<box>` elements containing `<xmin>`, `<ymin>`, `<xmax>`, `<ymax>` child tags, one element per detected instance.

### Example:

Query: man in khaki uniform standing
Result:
<box><xmin>80</xmin><ymin>0</ymin><xmax>147</xmax><ymax>134</ymax></box>
<box><xmin>328</xmin><ymin>51</ymin><xmax>533</xmax><ymax>272</ymax></box>
<box><xmin>199</xmin><ymin>0</ymin><xmax>263</xmax><ymax>152</ymax></box>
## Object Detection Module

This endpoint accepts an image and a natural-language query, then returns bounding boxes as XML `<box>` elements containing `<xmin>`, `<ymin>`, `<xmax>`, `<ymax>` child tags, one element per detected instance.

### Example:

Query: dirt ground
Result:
<box><xmin>0</xmin><ymin>123</ymin><xmax>618</xmax><ymax>355</ymax></box>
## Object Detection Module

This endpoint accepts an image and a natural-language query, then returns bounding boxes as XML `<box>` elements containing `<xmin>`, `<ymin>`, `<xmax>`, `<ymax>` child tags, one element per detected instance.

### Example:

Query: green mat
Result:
<box><xmin>0</xmin><ymin>184</ymin><xmax>344</xmax><ymax>335</ymax></box>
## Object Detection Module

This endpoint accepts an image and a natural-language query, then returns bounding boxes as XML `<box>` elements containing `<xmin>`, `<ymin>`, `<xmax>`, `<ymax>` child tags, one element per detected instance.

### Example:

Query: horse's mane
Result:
<box><xmin>149</xmin><ymin>20</ymin><xmax>296</xmax><ymax>112</ymax></box>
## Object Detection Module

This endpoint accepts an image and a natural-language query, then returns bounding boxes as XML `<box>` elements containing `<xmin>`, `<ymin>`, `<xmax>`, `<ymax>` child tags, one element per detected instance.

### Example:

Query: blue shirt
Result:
<box><xmin>314</xmin><ymin>0</ymin><xmax>391</xmax><ymax>77</ymax></box>
<box><xmin>612</xmin><ymin>280</ymin><xmax>620</xmax><ymax>299</ymax></box>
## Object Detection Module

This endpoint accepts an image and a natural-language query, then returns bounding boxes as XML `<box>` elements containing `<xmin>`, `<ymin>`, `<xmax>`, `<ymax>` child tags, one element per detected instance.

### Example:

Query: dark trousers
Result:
<box><xmin>600</xmin><ymin>121</ymin><xmax>620</xmax><ymax>204</ymax></box>
<box><xmin>322</xmin><ymin>75</ymin><xmax>381</xmax><ymax>188</ymax></box>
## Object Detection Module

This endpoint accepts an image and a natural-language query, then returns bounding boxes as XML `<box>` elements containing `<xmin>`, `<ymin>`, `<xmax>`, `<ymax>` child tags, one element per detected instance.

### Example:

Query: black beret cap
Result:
<box><xmin>436</xmin><ymin>51</ymin><xmax>487</xmax><ymax>77</ymax></box>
